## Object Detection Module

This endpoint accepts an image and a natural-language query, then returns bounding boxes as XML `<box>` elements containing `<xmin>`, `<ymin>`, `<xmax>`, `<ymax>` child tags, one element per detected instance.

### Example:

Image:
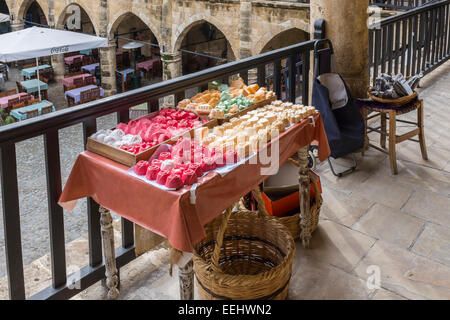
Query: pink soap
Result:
<box><xmin>225</xmin><ymin>150</ymin><xmax>239</xmax><ymax>164</ymax></box>
<box><xmin>146</xmin><ymin>165</ymin><xmax>160</xmax><ymax>181</ymax></box>
<box><xmin>151</xmin><ymin>159</ymin><xmax>163</xmax><ymax>168</ymax></box>
<box><xmin>156</xmin><ymin>170</ymin><xmax>171</xmax><ymax>185</ymax></box>
<box><xmin>159</xmin><ymin>152</ymin><xmax>172</xmax><ymax>161</ymax></box>
<box><xmin>134</xmin><ymin>161</ymin><xmax>149</xmax><ymax>176</ymax></box>
<box><xmin>182</xmin><ymin>169</ymin><xmax>198</xmax><ymax>185</ymax></box>
<box><xmin>188</xmin><ymin>164</ymin><xmax>203</xmax><ymax>178</ymax></box>
<box><xmin>165</xmin><ymin>174</ymin><xmax>184</xmax><ymax>189</ymax></box>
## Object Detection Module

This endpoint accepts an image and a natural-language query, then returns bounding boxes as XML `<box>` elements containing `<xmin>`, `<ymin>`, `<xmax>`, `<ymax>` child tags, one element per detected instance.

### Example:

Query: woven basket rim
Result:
<box><xmin>193</xmin><ymin>211</ymin><xmax>295</xmax><ymax>281</ymax></box>
<box><xmin>367</xmin><ymin>87</ymin><xmax>417</xmax><ymax>105</ymax></box>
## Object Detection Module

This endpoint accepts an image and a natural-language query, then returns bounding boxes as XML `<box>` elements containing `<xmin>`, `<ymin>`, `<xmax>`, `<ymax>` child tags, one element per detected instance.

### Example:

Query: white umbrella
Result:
<box><xmin>0</xmin><ymin>13</ymin><xmax>9</xmax><ymax>24</ymax></box>
<box><xmin>0</xmin><ymin>26</ymin><xmax>108</xmax><ymax>100</ymax></box>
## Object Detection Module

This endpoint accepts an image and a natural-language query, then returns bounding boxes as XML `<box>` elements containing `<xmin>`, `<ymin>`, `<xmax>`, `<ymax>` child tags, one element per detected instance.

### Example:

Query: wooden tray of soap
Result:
<box><xmin>87</xmin><ymin>109</ymin><xmax>218</xmax><ymax>167</ymax></box>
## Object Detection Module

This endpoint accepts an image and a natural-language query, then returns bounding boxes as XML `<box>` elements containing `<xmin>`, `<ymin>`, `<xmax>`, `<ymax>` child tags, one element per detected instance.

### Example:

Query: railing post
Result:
<box><xmin>0</xmin><ymin>142</ymin><xmax>25</xmax><ymax>300</ymax></box>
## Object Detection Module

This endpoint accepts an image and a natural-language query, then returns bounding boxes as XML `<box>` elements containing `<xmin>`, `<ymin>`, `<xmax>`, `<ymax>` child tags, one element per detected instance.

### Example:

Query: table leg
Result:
<box><xmin>99</xmin><ymin>206</ymin><xmax>120</xmax><ymax>300</ymax></box>
<box><xmin>179</xmin><ymin>259</ymin><xmax>194</xmax><ymax>300</ymax></box>
<box><xmin>298</xmin><ymin>146</ymin><xmax>311</xmax><ymax>248</ymax></box>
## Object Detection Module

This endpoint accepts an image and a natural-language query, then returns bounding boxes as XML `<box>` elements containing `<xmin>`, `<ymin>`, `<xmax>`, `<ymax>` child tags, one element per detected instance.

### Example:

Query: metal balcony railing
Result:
<box><xmin>369</xmin><ymin>0</ymin><xmax>450</xmax><ymax>84</ymax></box>
<box><xmin>0</xmin><ymin>39</ymin><xmax>316</xmax><ymax>300</ymax></box>
<box><xmin>370</xmin><ymin>0</ymin><xmax>440</xmax><ymax>10</ymax></box>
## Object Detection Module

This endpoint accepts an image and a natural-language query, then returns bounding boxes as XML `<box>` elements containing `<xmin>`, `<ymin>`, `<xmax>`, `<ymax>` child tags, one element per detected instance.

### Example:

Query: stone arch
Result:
<box><xmin>253</xmin><ymin>23</ymin><xmax>310</xmax><ymax>56</ymax></box>
<box><xmin>108</xmin><ymin>11</ymin><xmax>161</xmax><ymax>45</ymax></box>
<box><xmin>172</xmin><ymin>15</ymin><xmax>238</xmax><ymax>57</ymax></box>
<box><xmin>56</xmin><ymin>1</ymin><xmax>99</xmax><ymax>35</ymax></box>
<box><xmin>17</xmin><ymin>0</ymin><xmax>48</xmax><ymax>24</ymax></box>
<box><xmin>0</xmin><ymin>0</ymin><xmax>9</xmax><ymax>15</ymax></box>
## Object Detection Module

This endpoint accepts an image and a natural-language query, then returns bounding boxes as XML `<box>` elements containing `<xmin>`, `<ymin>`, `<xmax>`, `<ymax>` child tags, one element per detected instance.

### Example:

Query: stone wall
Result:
<box><xmin>3</xmin><ymin>0</ymin><xmax>311</xmax><ymax>92</ymax></box>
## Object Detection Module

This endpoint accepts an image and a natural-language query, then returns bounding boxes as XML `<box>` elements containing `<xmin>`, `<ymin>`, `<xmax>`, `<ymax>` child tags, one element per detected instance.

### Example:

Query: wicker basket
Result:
<box><xmin>193</xmin><ymin>189</ymin><xmax>295</xmax><ymax>300</ymax></box>
<box><xmin>274</xmin><ymin>171</ymin><xmax>323</xmax><ymax>240</ymax></box>
<box><xmin>367</xmin><ymin>87</ymin><xmax>417</xmax><ymax>107</ymax></box>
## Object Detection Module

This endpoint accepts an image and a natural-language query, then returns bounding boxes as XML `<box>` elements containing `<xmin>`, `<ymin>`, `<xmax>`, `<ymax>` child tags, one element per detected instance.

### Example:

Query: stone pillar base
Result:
<box><xmin>100</xmin><ymin>41</ymin><xmax>117</xmax><ymax>97</ymax></box>
<box><xmin>51</xmin><ymin>54</ymin><xmax>65</xmax><ymax>81</ymax></box>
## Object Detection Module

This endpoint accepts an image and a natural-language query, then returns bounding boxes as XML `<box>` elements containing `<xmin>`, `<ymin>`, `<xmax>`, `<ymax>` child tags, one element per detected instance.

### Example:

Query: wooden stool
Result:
<box><xmin>359</xmin><ymin>98</ymin><xmax>428</xmax><ymax>175</ymax></box>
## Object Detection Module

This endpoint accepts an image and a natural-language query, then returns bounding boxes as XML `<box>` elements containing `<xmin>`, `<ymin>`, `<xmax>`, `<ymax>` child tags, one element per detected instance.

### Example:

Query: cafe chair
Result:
<box><xmin>25</xmin><ymin>109</ymin><xmax>39</xmax><ymax>119</ymax></box>
<box><xmin>41</xmin><ymin>106</ymin><xmax>53</xmax><ymax>115</ymax></box>
<box><xmin>12</xmin><ymin>102</ymin><xmax>25</xmax><ymax>110</ymax></box>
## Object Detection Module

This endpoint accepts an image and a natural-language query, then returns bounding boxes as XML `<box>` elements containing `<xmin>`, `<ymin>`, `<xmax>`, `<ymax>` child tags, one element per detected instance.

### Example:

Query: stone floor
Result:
<box><xmin>1</xmin><ymin>60</ymin><xmax>449</xmax><ymax>300</ymax></box>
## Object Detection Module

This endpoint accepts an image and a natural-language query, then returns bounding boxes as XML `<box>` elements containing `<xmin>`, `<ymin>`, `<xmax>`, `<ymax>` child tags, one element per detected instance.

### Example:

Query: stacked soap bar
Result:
<box><xmin>90</xmin><ymin>108</ymin><xmax>203</xmax><ymax>154</ymax></box>
<box><xmin>195</xmin><ymin>101</ymin><xmax>316</xmax><ymax>159</ymax></box>
<box><xmin>132</xmin><ymin>138</ymin><xmax>240</xmax><ymax>189</ymax></box>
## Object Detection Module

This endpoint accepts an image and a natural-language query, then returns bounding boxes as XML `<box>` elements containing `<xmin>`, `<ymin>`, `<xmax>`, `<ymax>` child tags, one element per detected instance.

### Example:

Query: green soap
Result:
<box><xmin>5</xmin><ymin>116</ymin><xmax>16</xmax><ymax>125</ymax></box>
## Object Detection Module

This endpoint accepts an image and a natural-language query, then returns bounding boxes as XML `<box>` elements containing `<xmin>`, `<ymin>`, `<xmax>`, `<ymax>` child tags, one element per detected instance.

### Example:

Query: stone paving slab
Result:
<box><xmin>289</xmin><ymin>255</ymin><xmax>375</xmax><ymax>300</ymax></box>
<box><xmin>295</xmin><ymin>220</ymin><xmax>376</xmax><ymax>273</ymax></box>
<box><xmin>402</xmin><ymin>189</ymin><xmax>450</xmax><ymax>227</ymax></box>
<box><xmin>352</xmin><ymin>204</ymin><xmax>425</xmax><ymax>249</ymax></box>
<box><xmin>411</xmin><ymin>223</ymin><xmax>450</xmax><ymax>267</ymax></box>
<box><xmin>353</xmin><ymin>241</ymin><xmax>450</xmax><ymax>300</ymax></box>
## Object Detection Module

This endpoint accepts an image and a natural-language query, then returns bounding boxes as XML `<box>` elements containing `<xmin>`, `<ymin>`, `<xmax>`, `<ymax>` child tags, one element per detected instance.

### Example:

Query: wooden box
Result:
<box><xmin>87</xmin><ymin>110</ymin><xmax>218</xmax><ymax>167</ymax></box>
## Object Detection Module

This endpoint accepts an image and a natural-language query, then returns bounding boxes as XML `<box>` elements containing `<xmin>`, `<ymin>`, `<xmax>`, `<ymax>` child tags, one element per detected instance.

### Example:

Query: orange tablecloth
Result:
<box><xmin>59</xmin><ymin>114</ymin><xmax>330</xmax><ymax>252</ymax></box>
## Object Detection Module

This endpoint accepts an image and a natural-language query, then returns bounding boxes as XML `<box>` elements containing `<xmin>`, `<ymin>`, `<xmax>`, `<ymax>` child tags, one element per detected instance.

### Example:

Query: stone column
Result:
<box><xmin>10</xmin><ymin>20</ymin><xmax>25</xmax><ymax>31</ymax></box>
<box><xmin>161</xmin><ymin>52</ymin><xmax>182</xmax><ymax>81</ymax></box>
<box><xmin>51</xmin><ymin>54</ymin><xmax>65</xmax><ymax>81</ymax></box>
<box><xmin>239</xmin><ymin>0</ymin><xmax>252</xmax><ymax>59</ymax></box>
<box><xmin>100</xmin><ymin>40</ymin><xmax>117</xmax><ymax>97</ymax></box>
<box><xmin>310</xmin><ymin>0</ymin><xmax>369</xmax><ymax>98</ymax></box>
<box><xmin>161</xmin><ymin>52</ymin><xmax>181</xmax><ymax>108</ymax></box>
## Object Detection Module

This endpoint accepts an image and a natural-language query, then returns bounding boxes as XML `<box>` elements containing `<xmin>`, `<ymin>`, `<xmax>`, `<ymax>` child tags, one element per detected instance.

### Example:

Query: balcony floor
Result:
<box><xmin>1</xmin><ymin>61</ymin><xmax>450</xmax><ymax>300</ymax></box>
<box><xmin>71</xmin><ymin>61</ymin><xmax>450</xmax><ymax>300</ymax></box>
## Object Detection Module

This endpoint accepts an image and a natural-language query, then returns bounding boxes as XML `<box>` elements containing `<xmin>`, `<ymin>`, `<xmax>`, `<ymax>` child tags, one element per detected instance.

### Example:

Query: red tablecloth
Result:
<box><xmin>59</xmin><ymin>114</ymin><xmax>330</xmax><ymax>252</ymax></box>
<box><xmin>137</xmin><ymin>59</ymin><xmax>160</xmax><ymax>72</ymax></box>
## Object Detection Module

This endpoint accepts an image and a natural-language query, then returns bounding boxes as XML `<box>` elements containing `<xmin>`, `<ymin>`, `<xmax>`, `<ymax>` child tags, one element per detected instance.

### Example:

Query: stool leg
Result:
<box><xmin>380</xmin><ymin>113</ymin><xmax>387</xmax><ymax>149</ymax></box>
<box><xmin>388</xmin><ymin>110</ymin><xmax>398</xmax><ymax>175</ymax></box>
<box><xmin>418</xmin><ymin>100</ymin><xmax>428</xmax><ymax>160</ymax></box>
<box><xmin>362</xmin><ymin>108</ymin><xmax>368</xmax><ymax>157</ymax></box>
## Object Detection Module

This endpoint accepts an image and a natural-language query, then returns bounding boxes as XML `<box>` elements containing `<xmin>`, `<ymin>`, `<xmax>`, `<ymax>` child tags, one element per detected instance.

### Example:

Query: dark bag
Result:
<box><xmin>312</xmin><ymin>75</ymin><xmax>365</xmax><ymax>159</ymax></box>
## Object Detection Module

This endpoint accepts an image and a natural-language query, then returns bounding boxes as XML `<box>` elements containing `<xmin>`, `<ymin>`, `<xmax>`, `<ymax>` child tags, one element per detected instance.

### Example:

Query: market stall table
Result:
<box><xmin>10</xmin><ymin>100</ymin><xmax>55</xmax><ymax>121</ymax></box>
<box><xmin>0</xmin><ymin>92</ymin><xmax>33</xmax><ymax>109</ymax></box>
<box><xmin>59</xmin><ymin>113</ymin><xmax>330</xmax><ymax>300</ymax></box>
<box><xmin>64</xmin><ymin>54</ymin><xmax>85</xmax><ymax>65</ymax></box>
<box><xmin>21</xmin><ymin>64</ymin><xmax>52</xmax><ymax>80</ymax></box>
<box><xmin>20</xmin><ymin>79</ymin><xmax>49</xmax><ymax>99</ymax></box>
<box><xmin>64</xmin><ymin>85</ymin><xmax>104</xmax><ymax>105</ymax></box>
<box><xmin>81</xmin><ymin>62</ymin><xmax>99</xmax><ymax>75</ymax></box>
<box><xmin>61</xmin><ymin>73</ymin><xmax>97</xmax><ymax>88</ymax></box>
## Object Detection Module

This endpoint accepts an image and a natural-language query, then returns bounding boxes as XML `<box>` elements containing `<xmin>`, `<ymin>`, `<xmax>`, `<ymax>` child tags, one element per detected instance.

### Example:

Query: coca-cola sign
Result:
<box><xmin>50</xmin><ymin>46</ymin><xmax>70</xmax><ymax>54</ymax></box>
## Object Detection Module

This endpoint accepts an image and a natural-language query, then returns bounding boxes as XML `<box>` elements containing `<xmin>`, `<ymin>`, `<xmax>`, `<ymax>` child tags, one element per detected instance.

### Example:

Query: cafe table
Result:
<box><xmin>65</xmin><ymin>85</ymin><xmax>104</xmax><ymax>104</ymax></box>
<box><xmin>0</xmin><ymin>92</ymin><xmax>31</xmax><ymax>109</ymax></box>
<box><xmin>118</xmin><ymin>68</ymin><xmax>135</xmax><ymax>81</ymax></box>
<box><xmin>64</xmin><ymin>54</ymin><xmax>85</xmax><ymax>65</ymax></box>
<box><xmin>10</xmin><ymin>100</ymin><xmax>55</xmax><ymax>121</ymax></box>
<box><xmin>21</xmin><ymin>64</ymin><xmax>53</xmax><ymax>80</ymax></box>
<box><xmin>59</xmin><ymin>113</ymin><xmax>331</xmax><ymax>300</ymax></box>
<box><xmin>136</xmin><ymin>58</ymin><xmax>159</xmax><ymax>72</ymax></box>
<box><xmin>20</xmin><ymin>79</ymin><xmax>49</xmax><ymax>98</ymax></box>
<box><xmin>61</xmin><ymin>73</ymin><xmax>97</xmax><ymax>88</ymax></box>
<box><xmin>81</xmin><ymin>63</ymin><xmax>100</xmax><ymax>76</ymax></box>
<box><xmin>79</xmin><ymin>49</ymin><xmax>93</xmax><ymax>56</ymax></box>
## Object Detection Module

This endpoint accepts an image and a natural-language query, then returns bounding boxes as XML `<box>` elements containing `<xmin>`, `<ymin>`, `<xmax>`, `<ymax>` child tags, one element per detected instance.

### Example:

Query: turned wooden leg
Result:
<box><xmin>388</xmin><ymin>110</ymin><xmax>398</xmax><ymax>175</ymax></box>
<box><xmin>417</xmin><ymin>100</ymin><xmax>428</xmax><ymax>160</ymax></box>
<box><xmin>99</xmin><ymin>206</ymin><xmax>120</xmax><ymax>300</ymax></box>
<box><xmin>298</xmin><ymin>146</ymin><xmax>311</xmax><ymax>248</ymax></box>
<box><xmin>361</xmin><ymin>108</ymin><xmax>368</xmax><ymax>156</ymax></box>
<box><xmin>380</xmin><ymin>112</ymin><xmax>387</xmax><ymax>149</ymax></box>
<box><xmin>179</xmin><ymin>259</ymin><xmax>194</xmax><ymax>300</ymax></box>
